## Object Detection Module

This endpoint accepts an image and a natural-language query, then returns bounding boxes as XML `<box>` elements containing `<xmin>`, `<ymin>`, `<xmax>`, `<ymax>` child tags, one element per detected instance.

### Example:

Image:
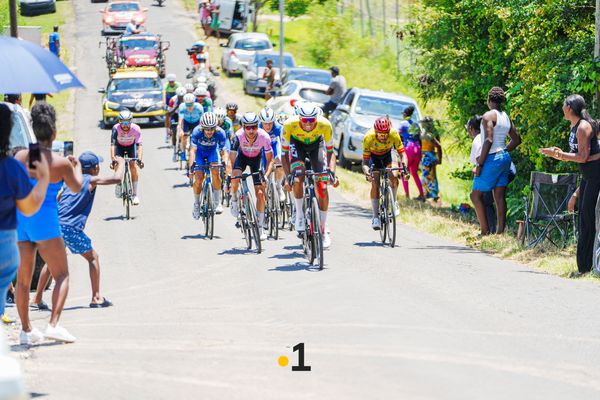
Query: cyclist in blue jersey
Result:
<box><xmin>177</xmin><ymin>93</ymin><xmax>204</xmax><ymax>162</ymax></box>
<box><xmin>259</xmin><ymin>107</ymin><xmax>285</xmax><ymax>201</ymax></box>
<box><xmin>194</xmin><ymin>87</ymin><xmax>213</xmax><ymax>113</ymax></box>
<box><xmin>190</xmin><ymin>112</ymin><xmax>228</xmax><ymax>218</ymax></box>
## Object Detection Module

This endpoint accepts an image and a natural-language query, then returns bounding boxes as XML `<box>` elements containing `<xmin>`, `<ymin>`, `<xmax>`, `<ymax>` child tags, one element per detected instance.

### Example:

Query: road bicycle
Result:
<box><xmin>114</xmin><ymin>157</ymin><xmax>143</xmax><ymax>220</ymax></box>
<box><xmin>280</xmin><ymin>188</ymin><xmax>294</xmax><ymax>231</ymax></box>
<box><xmin>231</xmin><ymin>171</ymin><xmax>263</xmax><ymax>253</ymax></box>
<box><xmin>220</xmin><ymin>167</ymin><xmax>231</xmax><ymax>208</ymax></box>
<box><xmin>264</xmin><ymin>168</ymin><xmax>282</xmax><ymax>240</ymax></box>
<box><xmin>192</xmin><ymin>162</ymin><xmax>224</xmax><ymax>239</ymax></box>
<box><xmin>371</xmin><ymin>166</ymin><xmax>403</xmax><ymax>247</ymax></box>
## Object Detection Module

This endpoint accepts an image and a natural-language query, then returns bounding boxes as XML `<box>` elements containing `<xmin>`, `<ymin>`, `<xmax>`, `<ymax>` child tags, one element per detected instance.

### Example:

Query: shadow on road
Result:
<box><xmin>354</xmin><ymin>241</ymin><xmax>383</xmax><ymax>248</ymax></box>
<box><xmin>283</xmin><ymin>244</ymin><xmax>302</xmax><ymax>250</ymax></box>
<box><xmin>329</xmin><ymin>202</ymin><xmax>371</xmax><ymax>218</ymax></box>
<box><xmin>218</xmin><ymin>248</ymin><xmax>257</xmax><ymax>255</ymax></box>
<box><xmin>173</xmin><ymin>182</ymin><xmax>191</xmax><ymax>189</ymax></box>
<box><xmin>103</xmin><ymin>215</ymin><xmax>136</xmax><ymax>221</ymax></box>
<box><xmin>11</xmin><ymin>341</ymin><xmax>66</xmax><ymax>353</ymax></box>
<box><xmin>181</xmin><ymin>234</ymin><xmax>223</xmax><ymax>240</ymax></box>
<box><xmin>409</xmin><ymin>245</ymin><xmax>479</xmax><ymax>253</ymax></box>
<box><xmin>30</xmin><ymin>393</ymin><xmax>49</xmax><ymax>399</ymax></box>
<box><xmin>268</xmin><ymin>263</ymin><xmax>320</xmax><ymax>272</ymax></box>
<box><xmin>62</xmin><ymin>306</ymin><xmax>88</xmax><ymax>312</ymax></box>
<box><xmin>164</xmin><ymin>167</ymin><xmax>181</xmax><ymax>171</ymax></box>
<box><xmin>156</xmin><ymin>145</ymin><xmax>171</xmax><ymax>150</ymax></box>
<box><xmin>269</xmin><ymin>251</ymin><xmax>303</xmax><ymax>260</ymax></box>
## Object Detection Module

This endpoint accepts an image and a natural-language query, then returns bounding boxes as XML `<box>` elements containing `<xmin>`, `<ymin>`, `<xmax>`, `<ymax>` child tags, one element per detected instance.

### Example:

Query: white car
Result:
<box><xmin>266</xmin><ymin>80</ymin><xmax>330</xmax><ymax>116</ymax></box>
<box><xmin>220</xmin><ymin>32</ymin><xmax>273</xmax><ymax>76</ymax></box>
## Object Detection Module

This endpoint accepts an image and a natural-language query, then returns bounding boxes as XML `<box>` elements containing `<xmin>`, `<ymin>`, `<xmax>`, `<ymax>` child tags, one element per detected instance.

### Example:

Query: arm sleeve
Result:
<box><xmin>281</xmin><ymin>126</ymin><xmax>291</xmax><ymax>153</ymax></box>
<box><xmin>324</xmin><ymin>124</ymin><xmax>334</xmax><ymax>153</ymax></box>
<box><xmin>111</xmin><ymin>126</ymin><xmax>118</xmax><ymax>145</ymax></box>
<box><xmin>190</xmin><ymin>128</ymin><xmax>199</xmax><ymax>148</ymax></box>
<box><xmin>362</xmin><ymin>135</ymin><xmax>371</xmax><ymax>162</ymax></box>
<box><xmin>10</xmin><ymin>159</ymin><xmax>33</xmax><ymax>200</ymax></box>
<box><xmin>230</xmin><ymin>135</ymin><xmax>240</xmax><ymax>152</ymax></box>
<box><xmin>393</xmin><ymin>131</ymin><xmax>405</xmax><ymax>153</ymax></box>
<box><xmin>217</xmin><ymin>131</ymin><xmax>226</xmax><ymax>150</ymax></box>
<box><xmin>134</xmin><ymin>125</ymin><xmax>142</xmax><ymax>145</ymax></box>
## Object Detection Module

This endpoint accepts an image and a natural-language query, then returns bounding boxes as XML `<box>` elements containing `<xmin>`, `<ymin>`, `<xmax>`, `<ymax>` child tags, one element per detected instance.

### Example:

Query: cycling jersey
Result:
<box><xmin>231</xmin><ymin>128</ymin><xmax>272</xmax><ymax>158</ymax></box>
<box><xmin>260</xmin><ymin>121</ymin><xmax>283</xmax><ymax>143</ymax></box>
<box><xmin>111</xmin><ymin>123</ymin><xmax>142</xmax><ymax>147</ymax></box>
<box><xmin>219</xmin><ymin>117</ymin><xmax>234</xmax><ymax>152</ymax></box>
<box><xmin>282</xmin><ymin>116</ymin><xmax>333</xmax><ymax>153</ymax></box>
<box><xmin>178</xmin><ymin>103</ymin><xmax>203</xmax><ymax>123</ymax></box>
<box><xmin>190</xmin><ymin>126</ymin><xmax>227</xmax><ymax>152</ymax></box>
<box><xmin>228</xmin><ymin>113</ymin><xmax>242</xmax><ymax>132</ymax></box>
<box><xmin>362</xmin><ymin>128</ymin><xmax>405</xmax><ymax>162</ymax></box>
<box><xmin>164</xmin><ymin>81</ymin><xmax>182</xmax><ymax>95</ymax></box>
<box><xmin>196</xmin><ymin>97</ymin><xmax>213</xmax><ymax>113</ymax></box>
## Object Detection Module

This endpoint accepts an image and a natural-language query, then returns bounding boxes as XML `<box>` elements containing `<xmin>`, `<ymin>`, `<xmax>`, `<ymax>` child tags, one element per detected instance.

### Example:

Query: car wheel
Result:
<box><xmin>243</xmin><ymin>81</ymin><xmax>248</xmax><ymax>94</ymax></box>
<box><xmin>338</xmin><ymin>136</ymin><xmax>352</xmax><ymax>169</ymax></box>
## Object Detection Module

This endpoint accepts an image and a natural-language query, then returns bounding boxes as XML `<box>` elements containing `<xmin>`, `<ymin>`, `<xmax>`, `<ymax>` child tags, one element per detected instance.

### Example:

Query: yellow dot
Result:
<box><xmin>278</xmin><ymin>356</ymin><xmax>289</xmax><ymax>367</ymax></box>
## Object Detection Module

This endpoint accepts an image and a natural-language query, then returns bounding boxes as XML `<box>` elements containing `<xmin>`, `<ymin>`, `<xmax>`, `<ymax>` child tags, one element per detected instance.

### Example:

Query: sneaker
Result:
<box><xmin>19</xmin><ymin>328</ymin><xmax>44</xmax><ymax>345</ymax></box>
<box><xmin>192</xmin><ymin>202</ymin><xmax>201</xmax><ymax>220</ymax></box>
<box><xmin>132</xmin><ymin>196</ymin><xmax>140</xmax><ymax>206</ymax></box>
<box><xmin>371</xmin><ymin>217</ymin><xmax>381</xmax><ymax>231</ymax></box>
<box><xmin>6</xmin><ymin>291</ymin><xmax>14</xmax><ymax>304</ymax></box>
<box><xmin>2</xmin><ymin>314</ymin><xmax>14</xmax><ymax>324</ymax></box>
<box><xmin>44</xmin><ymin>324</ymin><xmax>76</xmax><ymax>343</ymax></box>
<box><xmin>230</xmin><ymin>200</ymin><xmax>239</xmax><ymax>218</ymax></box>
<box><xmin>215</xmin><ymin>204</ymin><xmax>223</xmax><ymax>215</ymax></box>
<box><xmin>31</xmin><ymin>302</ymin><xmax>50</xmax><ymax>311</ymax></box>
<box><xmin>259</xmin><ymin>229</ymin><xmax>267</xmax><ymax>241</ymax></box>
<box><xmin>394</xmin><ymin>201</ymin><xmax>400</xmax><ymax>217</ymax></box>
<box><xmin>115</xmin><ymin>183</ymin><xmax>122</xmax><ymax>198</ymax></box>
<box><xmin>295</xmin><ymin>216</ymin><xmax>306</xmax><ymax>233</ymax></box>
<box><xmin>322</xmin><ymin>232</ymin><xmax>332</xmax><ymax>249</ymax></box>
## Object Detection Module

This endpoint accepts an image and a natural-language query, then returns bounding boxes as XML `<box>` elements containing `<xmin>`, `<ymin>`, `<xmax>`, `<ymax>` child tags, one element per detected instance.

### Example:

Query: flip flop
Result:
<box><xmin>90</xmin><ymin>298</ymin><xmax>113</xmax><ymax>308</ymax></box>
<box><xmin>31</xmin><ymin>302</ymin><xmax>50</xmax><ymax>311</ymax></box>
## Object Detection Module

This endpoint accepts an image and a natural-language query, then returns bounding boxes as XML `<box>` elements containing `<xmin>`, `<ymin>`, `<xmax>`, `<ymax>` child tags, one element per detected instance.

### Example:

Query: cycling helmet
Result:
<box><xmin>166</xmin><ymin>73</ymin><xmax>176</xmax><ymax>82</ymax></box>
<box><xmin>183</xmin><ymin>93</ymin><xmax>196</xmax><ymax>104</ymax></box>
<box><xmin>276</xmin><ymin>112</ymin><xmax>289</xmax><ymax>124</ymax></box>
<box><xmin>175</xmin><ymin>87</ymin><xmax>187</xmax><ymax>97</ymax></box>
<box><xmin>118</xmin><ymin>109</ymin><xmax>133</xmax><ymax>121</ymax></box>
<box><xmin>196</xmin><ymin>75</ymin><xmax>208</xmax><ymax>84</ymax></box>
<box><xmin>193</xmin><ymin>87</ymin><xmax>208</xmax><ymax>97</ymax></box>
<box><xmin>259</xmin><ymin>107</ymin><xmax>276</xmax><ymax>123</ymax></box>
<box><xmin>225</xmin><ymin>102</ymin><xmax>238</xmax><ymax>111</ymax></box>
<box><xmin>374</xmin><ymin>117</ymin><xmax>391</xmax><ymax>133</ymax></box>
<box><xmin>297</xmin><ymin>102</ymin><xmax>319</xmax><ymax>118</ymax></box>
<box><xmin>200</xmin><ymin>112</ymin><xmax>218</xmax><ymax>128</ymax></box>
<box><xmin>184</xmin><ymin>83</ymin><xmax>194</xmax><ymax>93</ymax></box>
<box><xmin>214</xmin><ymin>107</ymin><xmax>227</xmax><ymax>121</ymax></box>
<box><xmin>241</xmin><ymin>112</ymin><xmax>259</xmax><ymax>126</ymax></box>
<box><xmin>194</xmin><ymin>40</ymin><xmax>205</xmax><ymax>48</ymax></box>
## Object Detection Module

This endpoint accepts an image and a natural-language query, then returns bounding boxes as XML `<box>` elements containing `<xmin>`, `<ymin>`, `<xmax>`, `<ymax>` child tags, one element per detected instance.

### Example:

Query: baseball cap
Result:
<box><xmin>329</xmin><ymin>66</ymin><xmax>340</xmax><ymax>74</ymax></box>
<box><xmin>79</xmin><ymin>151</ymin><xmax>104</xmax><ymax>169</ymax></box>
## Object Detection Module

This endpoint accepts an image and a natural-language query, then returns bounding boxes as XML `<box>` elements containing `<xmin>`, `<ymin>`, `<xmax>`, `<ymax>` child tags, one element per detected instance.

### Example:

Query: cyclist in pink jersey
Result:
<box><xmin>229</xmin><ymin>112</ymin><xmax>274</xmax><ymax>241</ymax></box>
<box><xmin>110</xmin><ymin>110</ymin><xmax>143</xmax><ymax>205</ymax></box>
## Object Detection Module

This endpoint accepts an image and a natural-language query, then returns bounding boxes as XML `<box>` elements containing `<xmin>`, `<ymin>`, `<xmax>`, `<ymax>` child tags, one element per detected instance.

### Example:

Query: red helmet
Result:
<box><xmin>374</xmin><ymin>117</ymin><xmax>391</xmax><ymax>133</ymax></box>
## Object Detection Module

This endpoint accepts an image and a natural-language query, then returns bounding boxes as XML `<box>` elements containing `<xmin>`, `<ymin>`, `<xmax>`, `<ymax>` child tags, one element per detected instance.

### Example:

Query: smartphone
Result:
<box><xmin>29</xmin><ymin>143</ymin><xmax>41</xmax><ymax>169</ymax></box>
<box><xmin>63</xmin><ymin>141</ymin><xmax>74</xmax><ymax>157</ymax></box>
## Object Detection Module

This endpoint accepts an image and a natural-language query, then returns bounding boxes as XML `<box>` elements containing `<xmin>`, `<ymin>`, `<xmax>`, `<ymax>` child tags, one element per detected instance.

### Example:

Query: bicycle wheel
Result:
<box><xmin>246</xmin><ymin>195</ymin><xmax>262</xmax><ymax>254</ymax></box>
<box><xmin>385</xmin><ymin>187</ymin><xmax>396</xmax><ymax>247</ymax></box>
<box><xmin>379</xmin><ymin>195</ymin><xmax>387</xmax><ymax>244</ymax></box>
<box><xmin>207</xmin><ymin>187</ymin><xmax>214</xmax><ymax>239</ymax></box>
<box><xmin>123</xmin><ymin>174</ymin><xmax>131</xmax><ymax>220</ymax></box>
<box><xmin>311</xmin><ymin>197</ymin><xmax>324</xmax><ymax>269</ymax></box>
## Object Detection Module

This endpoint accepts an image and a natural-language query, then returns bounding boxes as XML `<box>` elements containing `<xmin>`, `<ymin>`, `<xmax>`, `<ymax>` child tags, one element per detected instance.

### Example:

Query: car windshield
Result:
<box><xmin>109</xmin><ymin>3</ymin><xmax>140</xmax><ymax>11</ymax></box>
<box><xmin>234</xmin><ymin>39</ymin><xmax>271</xmax><ymax>50</ymax></box>
<box><xmin>354</xmin><ymin>96</ymin><xmax>416</xmax><ymax>120</ymax></box>
<box><xmin>299</xmin><ymin>89</ymin><xmax>330</xmax><ymax>104</ymax></box>
<box><xmin>256</xmin><ymin>55</ymin><xmax>294</xmax><ymax>68</ymax></box>
<box><xmin>121</xmin><ymin>39</ymin><xmax>158</xmax><ymax>50</ymax></box>
<box><xmin>109</xmin><ymin>78</ymin><xmax>161</xmax><ymax>92</ymax></box>
<box><xmin>9</xmin><ymin>111</ymin><xmax>29</xmax><ymax>150</ymax></box>
<box><xmin>288</xmin><ymin>70</ymin><xmax>331</xmax><ymax>85</ymax></box>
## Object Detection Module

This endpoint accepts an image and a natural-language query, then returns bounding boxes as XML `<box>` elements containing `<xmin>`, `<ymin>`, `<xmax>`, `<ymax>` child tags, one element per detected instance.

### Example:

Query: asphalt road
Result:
<box><xmin>7</xmin><ymin>1</ymin><xmax>600</xmax><ymax>399</ymax></box>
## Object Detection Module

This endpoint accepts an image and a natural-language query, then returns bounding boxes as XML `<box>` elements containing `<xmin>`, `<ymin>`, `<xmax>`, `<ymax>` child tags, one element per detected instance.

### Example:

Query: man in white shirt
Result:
<box><xmin>323</xmin><ymin>66</ymin><xmax>347</xmax><ymax>116</ymax></box>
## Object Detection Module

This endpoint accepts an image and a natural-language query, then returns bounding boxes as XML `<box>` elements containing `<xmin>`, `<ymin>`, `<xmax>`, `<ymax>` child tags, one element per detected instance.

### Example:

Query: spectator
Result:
<box><xmin>125</xmin><ymin>18</ymin><xmax>141</xmax><ymax>36</ymax></box>
<box><xmin>323</xmin><ymin>66</ymin><xmax>346</xmax><ymax>116</ymax></box>
<box><xmin>420</xmin><ymin>117</ymin><xmax>443</xmax><ymax>202</ymax></box>
<box><xmin>398</xmin><ymin>106</ymin><xmax>425</xmax><ymax>201</ymax></box>
<box><xmin>14</xmin><ymin>102</ymin><xmax>83</xmax><ymax>344</ymax></box>
<box><xmin>28</xmin><ymin>93</ymin><xmax>53</xmax><ymax>109</ymax></box>
<box><xmin>33</xmin><ymin>152</ymin><xmax>125</xmax><ymax>308</ymax></box>
<box><xmin>263</xmin><ymin>59</ymin><xmax>276</xmax><ymax>100</ymax></box>
<box><xmin>540</xmin><ymin>94</ymin><xmax>600</xmax><ymax>276</ymax></box>
<box><xmin>199</xmin><ymin>0</ymin><xmax>211</xmax><ymax>37</ymax></box>
<box><xmin>0</xmin><ymin>104</ymin><xmax>49</xmax><ymax>333</ymax></box>
<box><xmin>207</xmin><ymin>1</ymin><xmax>221</xmax><ymax>40</ymax></box>
<box><xmin>4</xmin><ymin>94</ymin><xmax>22</xmax><ymax>105</ymax></box>
<box><xmin>49</xmin><ymin>25</ymin><xmax>60</xmax><ymax>59</ymax></box>
<box><xmin>471</xmin><ymin>87</ymin><xmax>521</xmax><ymax>235</ymax></box>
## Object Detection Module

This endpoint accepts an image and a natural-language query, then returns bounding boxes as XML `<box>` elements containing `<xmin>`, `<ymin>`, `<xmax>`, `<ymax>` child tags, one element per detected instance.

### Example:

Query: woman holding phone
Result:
<box><xmin>14</xmin><ymin>103</ymin><xmax>83</xmax><ymax>344</ymax></box>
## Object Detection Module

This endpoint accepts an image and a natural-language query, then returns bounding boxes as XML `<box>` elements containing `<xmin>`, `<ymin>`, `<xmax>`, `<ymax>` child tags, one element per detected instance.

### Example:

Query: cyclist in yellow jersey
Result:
<box><xmin>362</xmin><ymin>117</ymin><xmax>408</xmax><ymax>230</ymax></box>
<box><xmin>282</xmin><ymin>103</ymin><xmax>338</xmax><ymax>248</ymax></box>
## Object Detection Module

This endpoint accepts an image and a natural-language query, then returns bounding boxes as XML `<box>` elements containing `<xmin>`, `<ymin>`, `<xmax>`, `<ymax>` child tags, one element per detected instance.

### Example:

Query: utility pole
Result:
<box><xmin>395</xmin><ymin>0</ymin><xmax>400</xmax><ymax>71</ymax></box>
<box><xmin>9</xmin><ymin>0</ymin><xmax>18</xmax><ymax>37</ymax></box>
<box><xmin>382</xmin><ymin>0</ymin><xmax>386</xmax><ymax>42</ymax></box>
<box><xmin>279</xmin><ymin>0</ymin><xmax>284</xmax><ymax>74</ymax></box>
<box><xmin>595</xmin><ymin>0</ymin><xmax>600</xmax><ymax>106</ymax></box>
<box><xmin>359</xmin><ymin>0</ymin><xmax>365</xmax><ymax>37</ymax></box>
<box><xmin>365</xmin><ymin>0</ymin><xmax>374</xmax><ymax>37</ymax></box>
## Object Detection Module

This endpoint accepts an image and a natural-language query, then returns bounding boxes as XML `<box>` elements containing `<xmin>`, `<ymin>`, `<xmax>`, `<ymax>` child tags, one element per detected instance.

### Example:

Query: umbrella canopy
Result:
<box><xmin>0</xmin><ymin>36</ymin><xmax>84</xmax><ymax>94</ymax></box>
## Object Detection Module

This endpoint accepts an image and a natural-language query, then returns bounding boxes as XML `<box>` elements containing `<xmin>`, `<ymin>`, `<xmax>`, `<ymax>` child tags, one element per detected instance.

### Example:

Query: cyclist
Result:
<box><xmin>190</xmin><ymin>112</ymin><xmax>228</xmax><ymax>218</ymax></box>
<box><xmin>282</xmin><ymin>103</ymin><xmax>338</xmax><ymax>249</ymax></box>
<box><xmin>361</xmin><ymin>117</ymin><xmax>407</xmax><ymax>230</ymax></box>
<box><xmin>190</xmin><ymin>40</ymin><xmax>210</xmax><ymax>72</ymax></box>
<box><xmin>111</xmin><ymin>110</ymin><xmax>143</xmax><ymax>205</ymax></box>
<box><xmin>215</xmin><ymin>107</ymin><xmax>234</xmax><ymax>192</ymax></box>
<box><xmin>177</xmin><ymin>93</ymin><xmax>204</xmax><ymax>164</ymax></box>
<box><xmin>193</xmin><ymin>87</ymin><xmax>213</xmax><ymax>112</ymax></box>
<box><xmin>229</xmin><ymin>112</ymin><xmax>274</xmax><ymax>241</ymax></box>
<box><xmin>167</xmin><ymin>87</ymin><xmax>187</xmax><ymax>156</ymax></box>
<box><xmin>259</xmin><ymin>107</ymin><xmax>285</xmax><ymax>202</ymax></box>
<box><xmin>164</xmin><ymin>73</ymin><xmax>181</xmax><ymax>106</ymax></box>
<box><xmin>226</xmin><ymin>102</ymin><xmax>242</xmax><ymax>132</ymax></box>
<box><xmin>184</xmin><ymin>83</ymin><xmax>195</xmax><ymax>94</ymax></box>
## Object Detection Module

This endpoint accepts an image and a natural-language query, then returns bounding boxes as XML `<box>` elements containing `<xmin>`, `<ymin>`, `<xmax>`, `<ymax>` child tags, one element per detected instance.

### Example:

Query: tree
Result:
<box><xmin>251</xmin><ymin>0</ymin><xmax>270</xmax><ymax>32</ymax></box>
<box><xmin>269</xmin><ymin>0</ymin><xmax>313</xmax><ymax>18</ymax></box>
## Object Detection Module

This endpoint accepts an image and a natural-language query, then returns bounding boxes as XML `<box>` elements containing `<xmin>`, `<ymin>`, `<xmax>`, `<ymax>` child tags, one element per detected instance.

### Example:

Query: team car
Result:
<box><xmin>103</xmin><ymin>33</ymin><xmax>170</xmax><ymax>78</ymax></box>
<box><xmin>100</xmin><ymin>0</ymin><xmax>147</xmax><ymax>36</ymax></box>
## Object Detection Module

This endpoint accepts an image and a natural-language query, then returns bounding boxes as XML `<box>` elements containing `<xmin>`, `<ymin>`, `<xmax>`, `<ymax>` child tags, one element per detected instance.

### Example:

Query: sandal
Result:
<box><xmin>90</xmin><ymin>298</ymin><xmax>113</xmax><ymax>308</ymax></box>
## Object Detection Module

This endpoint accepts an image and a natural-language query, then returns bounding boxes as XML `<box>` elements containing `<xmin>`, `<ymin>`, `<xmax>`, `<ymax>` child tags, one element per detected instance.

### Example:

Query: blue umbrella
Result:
<box><xmin>0</xmin><ymin>36</ymin><xmax>84</xmax><ymax>94</ymax></box>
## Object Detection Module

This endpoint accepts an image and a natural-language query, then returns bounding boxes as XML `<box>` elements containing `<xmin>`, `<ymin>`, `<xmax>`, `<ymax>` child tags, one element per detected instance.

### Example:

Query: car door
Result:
<box><xmin>222</xmin><ymin>36</ymin><xmax>235</xmax><ymax>67</ymax></box>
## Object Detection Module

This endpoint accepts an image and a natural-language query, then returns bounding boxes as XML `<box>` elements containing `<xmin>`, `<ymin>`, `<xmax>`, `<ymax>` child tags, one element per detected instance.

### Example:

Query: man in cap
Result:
<box><xmin>33</xmin><ymin>152</ymin><xmax>125</xmax><ymax>309</ymax></box>
<box><xmin>323</xmin><ymin>66</ymin><xmax>347</xmax><ymax>116</ymax></box>
<box><xmin>49</xmin><ymin>25</ymin><xmax>60</xmax><ymax>58</ymax></box>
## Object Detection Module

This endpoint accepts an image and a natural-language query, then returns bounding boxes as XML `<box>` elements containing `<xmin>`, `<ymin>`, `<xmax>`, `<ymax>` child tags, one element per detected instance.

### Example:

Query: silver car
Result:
<box><xmin>220</xmin><ymin>32</ymin><xmax>273</xmax><ymax>76</ymax></box>
<box><xmin>241</xmin><ymin>52</ymin><xmax>296</xmax><ymax>96</ymax></box>
<box><xmin>266</xmin><ymin>80</ymin><xmax>330</xmax><ymax>116</ymax></box>
<box><xmin>329</xmin><ymin>88</ymin><xmax>422</xmax><ymax>168</ymax></box>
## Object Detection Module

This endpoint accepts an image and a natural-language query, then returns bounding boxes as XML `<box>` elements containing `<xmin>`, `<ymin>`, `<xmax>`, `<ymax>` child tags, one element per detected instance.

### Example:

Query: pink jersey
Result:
<box><xmin>232</xmin><ymin>128</ymin><xmax>272</xmax><ymax>158</ymax></box>
<box><xmin>111</xmin><ymin>123</ymin><xmax>142</xmax><ymax>147</ymax></box>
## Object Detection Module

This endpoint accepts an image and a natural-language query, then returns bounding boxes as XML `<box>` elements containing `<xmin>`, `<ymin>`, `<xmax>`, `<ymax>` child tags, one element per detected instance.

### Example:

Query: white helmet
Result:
<box><xmin>167</xmin><ymin>73</ymin><xmax>176</xmax><ymax>82</ymax></box>
<box><xmin>297</xmin><ymin>102</ymin><xmax>320</xmax><ymax>118</ymax></box>
<box><xmin>193</xmin><ymin>87</ymin><xmax>208</xmax><ymax>97</ymax></box>
<box><xmin>175</xmin><ymin>87</ymin><xmax>187</xmax><ymax>97</ymax></box>
<box><xmin>118</xmin><ymin>109</ymin><xmax>133</xmax><ymax>121</ymax></box>
<box><xmin>184</xmin><ymin>83</ymin><xmax>194</xmax><ymax>93</ymax></box>
<box><xmin>214</xmin><ymin>107</ymin><xmax>227</xmax><ymax>121</ymax></box>
<box><xmin>241</xmin><ymin>112</ymin><xmax>259</xmax><ymax>126</ymax></box>
<box><xmin>183</xmin><ymin>93</ymin><xmax>195</xmax><ymax>104</ymax></box>
<box><xmin>196</xmin><ymin>75</ymin><xmax>208</xmax><ymax>84</ymax></box>
<box><xmin>200</xmin><ymin>112</ymin><xmax>218</xmax><ymax>128</ymax></box>
<box><xmin>259</xmin><ymin>107</ymin><xmax>276</xmax><ymax>123</ymax></box>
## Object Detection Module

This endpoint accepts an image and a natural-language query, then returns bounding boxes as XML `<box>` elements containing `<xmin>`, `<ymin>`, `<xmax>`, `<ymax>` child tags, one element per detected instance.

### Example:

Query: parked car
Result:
<box><xmin>241</xmin><ymin>52</ymin><xmax>296</xmax><ymax>97</ymax></box>
<box><xmin>213</xmin><ymin>0</ymin><xmax>254</xmax><ymax>35</ymax></box>
<box><xmin>280</xmin><ymin>67</ymin><xmax>332</xmax><ymax>87</ymax></box>
<box><xmin>266</xmin><ymin>80</ymin><xmax>330</xmax><ymax>116</ymax></box>
<box><xmin>99</xmin><ymin>67</ymin><xmax>165</xmax><ymax>128</ymax></box>
<box><xmin>19</xmin><ymin>0</ymin><xmax>56</xmax><ymax>16</ymax></box>
<box><xmin>100</xmin><ymin>0</ymin><xmax>147</xmax><ymax>36</ymax></box>
<box><xmin>220</xmin><ymin>32</ymin><xmax>273</xmax><ymax>76</ymax></box>
<box><xmin>329</xmin><ymin>88</ymin><xmax>422</xmax><ymax>168</ymax></box>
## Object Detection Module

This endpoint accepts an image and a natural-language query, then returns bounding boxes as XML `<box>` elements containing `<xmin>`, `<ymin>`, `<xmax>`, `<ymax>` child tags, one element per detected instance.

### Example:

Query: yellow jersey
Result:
<box><xmin>282</xmin><ymin>116</ymin><xmax>334</xmax><ymax>153</ymax></box>
<box><xmin>362</xmin><ymin>128</ymin><xmax>405</xmax><ymax>161</ymax></box>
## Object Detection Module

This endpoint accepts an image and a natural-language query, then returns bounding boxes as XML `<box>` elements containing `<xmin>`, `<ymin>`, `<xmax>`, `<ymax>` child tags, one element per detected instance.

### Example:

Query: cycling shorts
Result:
<box><xmin>233</xmin><ymin>153</ymin><xmax>263</xmax><ymax>185</ymax></box>
<box><xmin>182</xmin><ymin>120</ymin><xmax>199</xmax><ymax>135</ymax></box>
<box><xmin>115</xmin><ymin>144</ymin><xmax>138</xmax><ymax>158</ymax></box>
<box><xmin>289</xmin><ymin>136</ymin><xmax>326</xmax><ymax>174</ymax></box>
<box><xmin>193</xmin><ymin>148</ymin><xmax>221</xmax><ymax>170</ymax></box>
<box><xmin>369</xmin><ymin>151</ymin><xmax>393</xmax><ymax>170</ymax></box>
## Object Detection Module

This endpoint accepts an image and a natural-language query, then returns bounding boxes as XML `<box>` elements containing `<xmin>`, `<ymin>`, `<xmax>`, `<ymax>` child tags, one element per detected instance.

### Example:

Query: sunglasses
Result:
<box><xmin>185</xmin><ymin>103</ymin><xmax>194</xmax><ymax>107</ymax></box>
<box><xmin>300</xmin><ymin>117</ymin><xmax>316</xmax><ymax>124</ymax></box>
<box><xmin>244</xmin><ymin>125</ymin><xmax>258</xmax><ymax>130</ymax></box>
<box><xmin>121</xmin><ymin>121</ymin><xmax>131</xmax><ymax>126</ymax></box>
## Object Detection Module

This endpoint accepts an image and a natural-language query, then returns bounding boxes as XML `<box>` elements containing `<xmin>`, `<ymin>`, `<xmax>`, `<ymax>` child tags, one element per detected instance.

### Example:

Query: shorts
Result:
<box><xmin>115</xmin><ymin>143</ymin><xmax>137</xmax><ymax>158</ymax></box>
<box><xmin>261</xmin><ymin>139</ymin><xmax>281</xmax><ymax>168</ymax></box>
<box><xmin>233</xmin><ymin>152</ymin><xmax>263</xmax><ymax>185</ymax></box>
<box><xmin>61</xmin><ymin>225</ymin><xmax>92</xmax><ymax>255</ymax></box>
<box><xmin>193</xmin><ymin>148</ymin><xmax>221</xmax><ymax>170</ymax></box>
<box><xmin>0</xmin><ymin>230</ymin><xmax>19</xmax><ymax>315</ymax></box>
<box><xmin>289</xmin><ymin>137</ymin><xmax>326</xmax><ymax>176</ymax></box>
<box><xmin>183</xmin><ymin>120</ymin><xmax>199</xmax><ymax>135</ymax></box>
<box><xmin>165</xmin><ymin>92</ymin><xmax>176</xmax><ymax>105</ymax></box>
<box><xmin>17</xmin><ymin>206</ymin><xmax>62</xmax><ymax>242</ymax></box>
<box><xmin>369</xmin><ymin>152</ymin><xmax>393</xmax><ymax>170</ymax></box>
<box><xmin>472</xmin><ymin>150</ymin><xmax>511</xmax><ymax>192</ymax></box>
